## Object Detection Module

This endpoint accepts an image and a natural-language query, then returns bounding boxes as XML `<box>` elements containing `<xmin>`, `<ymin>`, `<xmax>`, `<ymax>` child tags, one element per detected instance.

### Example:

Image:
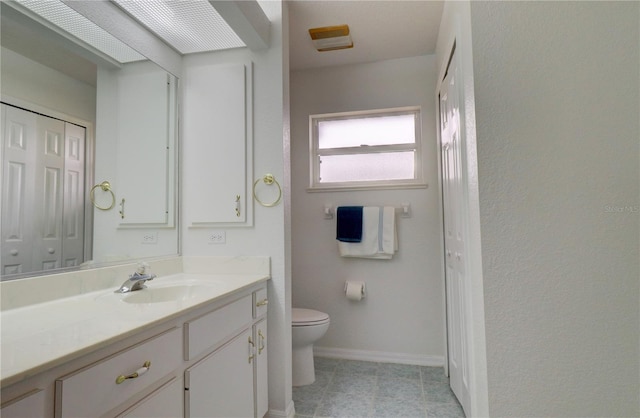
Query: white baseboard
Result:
<box><xmin>266</xmin><ymin>400</ymin><xmax>295</xmax><ymax>418</ymax></box>
<box><xmin>313</xmin><ymin>346</ymin><xmax>444</xmax><ymax>367</ymax></box>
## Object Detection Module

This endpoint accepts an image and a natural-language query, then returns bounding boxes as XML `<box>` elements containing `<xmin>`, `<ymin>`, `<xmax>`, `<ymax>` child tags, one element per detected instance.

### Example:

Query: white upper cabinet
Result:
<box><xmin>113</xmin><ymin>62</ymin><xmax>178</xmax><ymax>226</ymax></box>
<box><xmin>182</xmin><ymin>62</ymin><xmax>253</xmax><ymax>227</ymax></box>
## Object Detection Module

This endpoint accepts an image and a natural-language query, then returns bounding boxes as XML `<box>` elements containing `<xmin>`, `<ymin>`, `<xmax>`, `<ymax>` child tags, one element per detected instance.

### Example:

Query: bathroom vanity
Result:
<box><xmin>0</xmin><ymin>257</ymin><xmax>270</xmax><ymax>418</ymax></box>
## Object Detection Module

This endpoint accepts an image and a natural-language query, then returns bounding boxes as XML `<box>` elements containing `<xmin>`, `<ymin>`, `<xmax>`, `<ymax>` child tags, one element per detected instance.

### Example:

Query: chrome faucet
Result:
<box><xmin>115</xmin><ymin>263</ymin><xmax>156</xmax><ymax>293</ymax></box>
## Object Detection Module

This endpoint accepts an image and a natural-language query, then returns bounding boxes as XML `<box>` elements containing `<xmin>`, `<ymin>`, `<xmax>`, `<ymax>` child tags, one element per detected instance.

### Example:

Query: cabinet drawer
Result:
<box><xmin>1</xmin><ymin>389</ymin><xmax>46</xmax><ymax>418</ymax></box>
<box><xmin>55</xmin><ymin>328</ymin><xmax>181</xmax><ymax>418</ymax></box>
<box><xmin>184</xmin><ymin>294</ymin><xmax>252</xmax><ymax>360</ymax></box>
<box><xmin>254</xmin><ymin>287</ymin><xmax>268</xmax><ymax>318</ymax></box>
<box><xmin>118</xmin><ymin>377</ymin><xmax>183</xmax><ymax>418</ymax></box>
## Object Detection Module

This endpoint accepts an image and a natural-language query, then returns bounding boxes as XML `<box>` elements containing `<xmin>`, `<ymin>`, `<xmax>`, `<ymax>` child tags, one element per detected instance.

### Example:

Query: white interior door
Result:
<box><xmin>1</xmin><ymin>104</ymin><xmax>86</xmax><ymax>275</ymax></box>
<box><xmin>62</xmin><ymin>122</ymin><xmax>86</xmax><ymax>267</ymax></box>
<box><xmin>439</xmin><ymin>50</ymin><xmax>471</xmax><ymax>415</ymax></box>
<box><xmin>1</xmin><ymin>104</ymin><xmax>37</xmax><ymax>275</ymax></box>
<box><xmin>33</xmin><ymin>114</ymin><xmax>65</xmax><ymax>271</ymax></box>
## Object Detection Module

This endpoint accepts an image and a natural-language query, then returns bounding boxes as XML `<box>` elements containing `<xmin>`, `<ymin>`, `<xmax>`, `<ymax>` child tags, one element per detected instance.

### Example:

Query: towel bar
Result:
<box><xmin>324</xmin><ymin>204</ymin><xmax>411</xmax><ymax>219</ymax></box>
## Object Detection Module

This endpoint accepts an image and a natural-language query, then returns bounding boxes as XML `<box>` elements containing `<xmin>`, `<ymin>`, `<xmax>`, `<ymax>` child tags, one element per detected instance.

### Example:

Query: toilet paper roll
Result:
<box><xmin>345</xmin><ymin>281</ymin><xmax>365</xmax><ymax>301</ymax></box>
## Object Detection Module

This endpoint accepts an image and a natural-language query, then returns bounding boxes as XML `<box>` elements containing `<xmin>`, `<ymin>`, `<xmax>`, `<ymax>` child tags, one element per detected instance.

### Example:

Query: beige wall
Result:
<box><xmin>470</xmin><ymin>1</ymin><xmax>639</xmax><ymax>416</ymax></box>
<box><xmin>290</xmin><ymin>55</ymin><xmax>445</xmax><ymax>363</ymax></box>
<box><xmin>1</xmin><ymin>47</ymin><xmax>95</xmax><ymax>122</ymax></box>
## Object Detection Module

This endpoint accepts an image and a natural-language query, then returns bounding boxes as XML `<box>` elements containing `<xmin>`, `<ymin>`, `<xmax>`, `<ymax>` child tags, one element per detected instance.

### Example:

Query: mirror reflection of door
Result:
<box><xmin>1</xmin><ymin>103</ymin><xmax>86</xmax><ymax>276</ymax></box>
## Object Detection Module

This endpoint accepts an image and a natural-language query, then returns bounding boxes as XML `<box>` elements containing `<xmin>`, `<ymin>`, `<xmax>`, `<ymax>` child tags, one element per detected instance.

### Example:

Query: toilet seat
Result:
<box><xmin>292</xmin><ymin>308</ymin><xmax>329</xmax><ymax>326</ymax></box>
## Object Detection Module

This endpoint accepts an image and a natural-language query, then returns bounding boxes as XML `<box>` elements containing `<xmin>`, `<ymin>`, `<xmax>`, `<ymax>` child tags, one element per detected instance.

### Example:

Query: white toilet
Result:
<box><xmin>292</xmin><ymin>308</ymin><xmax>330</xmax><ymax>386</ymax></box>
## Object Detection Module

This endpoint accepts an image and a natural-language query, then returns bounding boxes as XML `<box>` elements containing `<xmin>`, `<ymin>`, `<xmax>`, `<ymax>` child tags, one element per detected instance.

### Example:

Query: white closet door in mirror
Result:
<box><xmin>1</xmin><ymin>104</ymin><xmax>37</xmax><ymax>275</ymax></box>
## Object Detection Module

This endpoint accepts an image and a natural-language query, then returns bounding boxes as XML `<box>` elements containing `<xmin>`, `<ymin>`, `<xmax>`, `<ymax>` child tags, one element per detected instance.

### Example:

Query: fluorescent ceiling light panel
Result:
<box><xmin>112</xmin><ymin>0</ymin><xmax>246</xmax><ymax>54</ymax></box>
<box><xmin>15</xmin><ymin>0</ymin><xmax>145</xmax><ymax>63</ymax></box>
<box><xmin>309</xmin><ymin>25</ymin><xmax>353</xmax><ymax>52</ymax></box>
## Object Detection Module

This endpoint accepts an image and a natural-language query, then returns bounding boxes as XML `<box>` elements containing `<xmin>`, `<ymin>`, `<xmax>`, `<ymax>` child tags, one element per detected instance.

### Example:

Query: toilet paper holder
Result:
<box><xmin>344</xmin><ymin>281</ymin><xmax>366</xmax><ymax>299</ymax></box>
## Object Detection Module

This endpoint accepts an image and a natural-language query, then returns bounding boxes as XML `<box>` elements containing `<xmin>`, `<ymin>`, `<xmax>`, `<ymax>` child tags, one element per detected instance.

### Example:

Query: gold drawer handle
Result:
<box><xmin>256</xmin><ymin>299</ymin><xmax>268</xmax><ymax>307</ymax></box>
<box><xmin>258</xmin><ymin>329</ymin><xmax>266</xmax><ymax>354</ymax></box>
<box><xmin>116</xmin><ymin>361</ymin><xmax>151</xmax><ymax>384</ymax></box>
<box><xmin>248</xmin><ymin>337</ymin><xmax>255</xmax><ymax>363</ymax></box>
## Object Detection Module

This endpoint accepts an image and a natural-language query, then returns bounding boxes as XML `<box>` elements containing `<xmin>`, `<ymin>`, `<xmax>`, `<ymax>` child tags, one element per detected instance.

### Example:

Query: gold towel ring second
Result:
<box><xmin>253</xmin><ymin>174</ymin><xmax>282</xmax><ymax>207</ymax></box>
<box><xmin>90</xmin><ymin>181</ymin><xmax>116</xmax><ymax>210</ymax></box>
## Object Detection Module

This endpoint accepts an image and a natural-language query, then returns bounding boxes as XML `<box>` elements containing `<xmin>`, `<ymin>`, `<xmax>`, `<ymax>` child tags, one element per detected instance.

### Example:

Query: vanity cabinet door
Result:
<box><xmin>185</xmin><ymin>328</ymin><xmax>254</xmax><ymax>418</ymax></box>
<box><xmin>254</xmin><ymin>318</ymin><xmax>268</xmax><ymax>418</ymax></box>
<box><xmin>182</xmin><ymin>62</ymin><xmax>253</xmax><ymax>227</ymax></box>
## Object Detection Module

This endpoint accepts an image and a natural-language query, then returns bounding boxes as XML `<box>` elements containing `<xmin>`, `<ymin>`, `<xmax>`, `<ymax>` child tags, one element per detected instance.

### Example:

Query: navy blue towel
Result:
<box><xmin>336</xmin><ymin>206</ymin><xmax>363</xmax><ymax>242</ymax></box>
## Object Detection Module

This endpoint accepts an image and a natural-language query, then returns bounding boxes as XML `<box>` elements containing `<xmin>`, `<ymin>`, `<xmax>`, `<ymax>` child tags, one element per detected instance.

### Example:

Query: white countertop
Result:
<box><xmin>1</xmin><ymin>270</ymin><xmax>269</xmax><ymax>388</ymax></box>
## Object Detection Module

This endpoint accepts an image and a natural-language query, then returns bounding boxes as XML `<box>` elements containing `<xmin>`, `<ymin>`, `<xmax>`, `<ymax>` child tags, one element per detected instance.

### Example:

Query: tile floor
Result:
<box><xmin>293</xmin><ymin>357</ymin><xmax>466</xmax><ymax>418</ymax></box>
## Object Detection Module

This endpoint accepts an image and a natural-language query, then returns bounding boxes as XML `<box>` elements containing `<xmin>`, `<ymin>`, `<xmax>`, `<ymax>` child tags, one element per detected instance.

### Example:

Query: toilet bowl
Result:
<box><xmin>292</xmin><ymin>308</ymin><xmax>330</xmax><ymax>386</ymax></box>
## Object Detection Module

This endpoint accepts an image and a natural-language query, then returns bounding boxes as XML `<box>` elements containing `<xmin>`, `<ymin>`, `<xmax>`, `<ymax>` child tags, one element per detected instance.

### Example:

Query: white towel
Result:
<box><xmin>338</xmin><ymin>206</ymin><xmax>397</xmax><ymax>259</ymax></box>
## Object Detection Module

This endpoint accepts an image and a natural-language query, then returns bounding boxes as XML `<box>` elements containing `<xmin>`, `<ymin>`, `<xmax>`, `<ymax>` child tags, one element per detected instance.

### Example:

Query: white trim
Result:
<box><xmin>313</xmin><ymin>346</ymin><xmax>445</xmax><ymax>367</ymax></box>
<box><xmin>267</xmin><ymin>400</ymin><xmax>296</xmax><ymax>418</ymax></box>
<box><xmin>308</xmin><ymin>106</ymin><xmax>424</xmax><ymax>191</ymax></box>
<box><xmin>306</xmin><ymin>182</ymin><xmax>427</xmax><ymax>193</ymax></box>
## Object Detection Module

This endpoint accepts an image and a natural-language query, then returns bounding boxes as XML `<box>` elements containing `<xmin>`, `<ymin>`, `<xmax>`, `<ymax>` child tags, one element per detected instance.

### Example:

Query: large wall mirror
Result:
<box><xmin>1</xmin><ymin>1</ymin><xmax>179</xmax><ymax>280</ymax></box>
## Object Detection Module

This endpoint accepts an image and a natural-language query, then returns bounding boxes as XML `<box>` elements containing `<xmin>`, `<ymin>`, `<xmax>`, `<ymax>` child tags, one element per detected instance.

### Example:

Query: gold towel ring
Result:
<box><xmin>90</xmin><ymin>181</ymin><xmax>116</xmax><ymax>210</ymax></box>
<box><xmin>253</xmin><ymin>174</ymin><xmax>282</xmax><ymax>207</ymax></box>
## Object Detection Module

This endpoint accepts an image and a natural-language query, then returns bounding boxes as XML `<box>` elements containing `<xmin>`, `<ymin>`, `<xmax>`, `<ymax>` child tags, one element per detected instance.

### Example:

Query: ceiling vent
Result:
<box><xmin>308</xmin><ymin>24</ymin><xmax>353</xmax><ymax>52</ymax></box>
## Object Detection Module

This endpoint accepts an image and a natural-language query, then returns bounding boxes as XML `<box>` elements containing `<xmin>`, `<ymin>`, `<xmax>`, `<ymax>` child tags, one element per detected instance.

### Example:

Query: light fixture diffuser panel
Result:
<box><xmin>312</xmin><ymin>35</ymin><xmax>353</xmax><ymax>51</ymax></box>
<box><xmin>15</xmin><ymin>0</ymin><xmax>145</xmax><ymax>63</ymax></box>
<box><xmin>113</xmin><ymin>0</ymin><xmax>246</xmax><ymax>54</ymax></box>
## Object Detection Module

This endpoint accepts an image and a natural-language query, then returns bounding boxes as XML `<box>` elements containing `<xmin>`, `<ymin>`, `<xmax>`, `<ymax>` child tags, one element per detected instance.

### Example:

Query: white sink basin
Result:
<box><xmin>96</xmin><ymin>281</ymin><xmax>229</xmax><ymax>305</ymax></box>
<box><xmin>120</xmin><ymin>284</ymin><xmax>216</xmax><ymax>304</ymax></box>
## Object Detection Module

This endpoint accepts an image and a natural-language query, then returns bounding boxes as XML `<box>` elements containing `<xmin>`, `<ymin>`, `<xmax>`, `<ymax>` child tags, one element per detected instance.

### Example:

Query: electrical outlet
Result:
<box><xmin>208</xmin><ymin>230</ymin><xmax>226</xmax><ymax>244</ymax></box>
<box><xmin>141</xmin><ymin>232</ymin><xmax>158</xmax><ymax>244</ymax></box>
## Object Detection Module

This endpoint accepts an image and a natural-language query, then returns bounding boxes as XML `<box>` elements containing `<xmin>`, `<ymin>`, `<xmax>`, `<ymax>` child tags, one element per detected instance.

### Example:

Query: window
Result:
<box><xmin>309</xmin><ymin>107</ymin><xmax>425</xmax><ymax>191</ymax></box>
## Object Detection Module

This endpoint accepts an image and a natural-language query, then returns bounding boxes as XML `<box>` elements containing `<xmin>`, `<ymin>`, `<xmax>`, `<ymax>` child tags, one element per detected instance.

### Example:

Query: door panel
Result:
<box><xmin>116</xmin><ymin>66</ymin><xmax>170</xmax><ymax>225</ymax></box>
<box><xmin>440</xmin><ymin>50</ymin><xmax>471</xmax><ymax>415</ymax></box>
<box><xmin>33</xmin><ymin>115</ymin><xmax>65</xmax><ymax>271</ymax></box>
<box><xmin>1</xmin><ymin>104</ymin><xmax>36</xmax><ymax>274</ymax></box>
<box><xmin>185</xmin><ymin>329</ymin><xmax>254</xmax><ymax>418</ymax></box>
<box><xmin>183</xmin><ymin>62</ymin><xmax>252</xmax><ymax>226</ymax></box>
<box><xmin>62</xmin><ymin>122</ymin><xmax>86</xmax><ymax>267</ymax></box>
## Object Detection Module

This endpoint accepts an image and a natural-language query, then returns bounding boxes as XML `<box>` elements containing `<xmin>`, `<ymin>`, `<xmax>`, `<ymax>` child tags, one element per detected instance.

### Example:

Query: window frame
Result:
<box><xmin>308</xmin><ymin>106</ymin><xmax>426</xmax><ymax>192</ymax></box>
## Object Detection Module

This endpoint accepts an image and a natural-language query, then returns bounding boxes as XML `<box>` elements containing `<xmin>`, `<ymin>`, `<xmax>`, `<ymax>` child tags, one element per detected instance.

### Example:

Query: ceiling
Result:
<box><xmin>3</xmin><ymin>1</ymin><xmax>445</xmax><ymax>82</ymax></box>
<box><xmin>288</xmin><ymin>0</ymin><xmax>444</xmax><ymax>71</ymax></box>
